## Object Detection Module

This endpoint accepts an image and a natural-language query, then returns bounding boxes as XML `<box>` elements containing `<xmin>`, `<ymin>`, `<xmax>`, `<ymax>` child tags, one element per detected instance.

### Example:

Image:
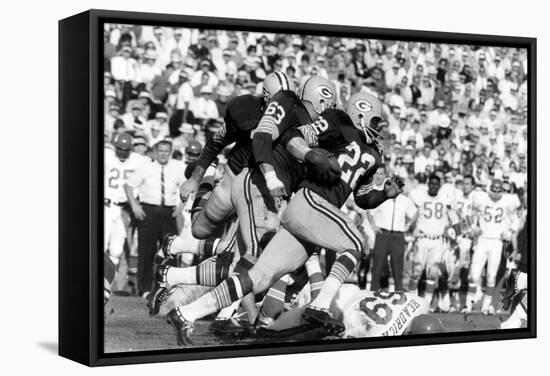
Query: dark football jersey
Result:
<box><xmin>254</xmin><ymin>90</ymin><xmax>312</xmax><ymax>195</ymax></box>
<box><xmin>296</xmin><ymin>109</ymin><xmax>383</xmax><ymax>208</ymax></box>
<box><xmin>197</xmin><ymin>94</ymin><xmax>264</xmax><ymax>175</ymax></box>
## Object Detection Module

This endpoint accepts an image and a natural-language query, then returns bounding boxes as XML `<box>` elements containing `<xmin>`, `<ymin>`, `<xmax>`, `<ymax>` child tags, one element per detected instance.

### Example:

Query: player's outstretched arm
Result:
<box><xmin>354</xmin><ymin>176</ymin><xmax>404</xmax><ymax>210</ymax></box>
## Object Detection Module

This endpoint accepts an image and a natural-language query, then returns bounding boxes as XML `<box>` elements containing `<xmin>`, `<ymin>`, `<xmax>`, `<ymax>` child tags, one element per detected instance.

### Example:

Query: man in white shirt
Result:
<box><xmin>124</xmin><ymin>140</ymin><xmax>187</xmax><ymax>296</ymax></box>
<box><xmin>367</xmin><ymin>166</ymin><xmax>417</xmax><ymax>291</ymax></box>
<box><xmin>190</xmin><ymin>86</ymin><xmax>219</xmax><ymax>125</ymax></box>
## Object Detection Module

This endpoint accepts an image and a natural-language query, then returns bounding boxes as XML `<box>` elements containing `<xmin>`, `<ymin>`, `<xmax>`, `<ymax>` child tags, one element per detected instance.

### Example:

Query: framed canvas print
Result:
<box><xmin>59</xmin><ymin>9</ymin><xmax>536</xmax><ymax>366</ymax></box>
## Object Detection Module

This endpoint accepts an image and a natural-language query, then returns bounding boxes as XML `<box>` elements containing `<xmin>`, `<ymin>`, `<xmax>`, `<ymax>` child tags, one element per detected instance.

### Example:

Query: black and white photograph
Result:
<box><xmin>97</xmin><ymin>16</ymin><xmax>534</xmax><ymax>357</ymax></box>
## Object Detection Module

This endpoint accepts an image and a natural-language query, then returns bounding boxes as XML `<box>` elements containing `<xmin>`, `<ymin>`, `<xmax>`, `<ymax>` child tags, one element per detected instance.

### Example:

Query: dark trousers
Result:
<box><xmin>137</xmin><ymin>204</ymin><xmax>177</xmax><ymax>294</ymax></box>
<box><xmin>370</xmin><ymin>230</ymin><xmax>405</xmax><ymax>291</ymax></box>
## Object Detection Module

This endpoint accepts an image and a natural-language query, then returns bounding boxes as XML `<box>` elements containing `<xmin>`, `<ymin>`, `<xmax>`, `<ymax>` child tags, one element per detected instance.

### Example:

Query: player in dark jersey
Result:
<box><xmin>164</xmin><ymin>92</ymin><xmax>403</xmax><ymax>345</ymax></box>
<box><xmin>210</xmin><ymin>75</ymin><xmax>339</xmax><ymax>328</ymax></box>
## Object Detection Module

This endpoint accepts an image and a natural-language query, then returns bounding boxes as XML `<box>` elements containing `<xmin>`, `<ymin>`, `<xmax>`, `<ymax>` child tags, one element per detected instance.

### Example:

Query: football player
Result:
<box><xmin>177</xmin><ymin>72</ymin><xmax>291</xmax><ymax>240</ymax></box>
<box><xmin>465</xmin><ymin>179</ymin><xmax>519</xmax><ymax>315</ymax></box>
<box><xmin>104</xmin><ymin>132</ymin><xmax>146</xmax><ymax>303</ymax></box>
<box><xmin>164</xmin><ymin>92</ymin><xmax>404</xmax><ymax>345</ymax></box>
<box><xmin>499</xmin><ymin>269</ymin><xmax>528</xmax><ymax>329</ymax></box>
<box><xmin>452</xmin><ymin>175</ymin><xmax>480</xmax><ymax>310</ymax></box>
<box><xmin>256</xmin><ymin>284</ymin><xmax>441</xmax><ymax>339</ymax></box>
<box><xmin>408</xmin><ymin>173</ymin><xmax>460</xmax><ymax>311</ymax></box>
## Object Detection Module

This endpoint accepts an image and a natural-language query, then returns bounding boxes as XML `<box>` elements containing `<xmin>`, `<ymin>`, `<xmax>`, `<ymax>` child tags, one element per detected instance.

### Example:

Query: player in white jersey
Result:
<box><xmin>465</xmin><ymin>179</ymin><xmax>519</xmax><ymax>315</ymax></box>
<box><xmin>254</xmin><ymin>284</ymin><xmax>442</xmax><ymax>339</ymax></box>
<box><xmin>409</xmin><ymin>173</ymin><xmax>459</xmax><ymax>311</ymax></box>
<box><xmin>104</xmin><ymin>132</ymin><xmax>146</xmax><ymax>267</ymax></box>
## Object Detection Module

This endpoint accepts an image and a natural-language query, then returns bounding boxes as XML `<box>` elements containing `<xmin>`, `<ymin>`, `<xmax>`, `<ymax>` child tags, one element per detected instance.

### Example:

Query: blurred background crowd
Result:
<box><xmin>103</xmin><ymin>23</ymin><xmax>529</xmax><ymax>309</ymax></box>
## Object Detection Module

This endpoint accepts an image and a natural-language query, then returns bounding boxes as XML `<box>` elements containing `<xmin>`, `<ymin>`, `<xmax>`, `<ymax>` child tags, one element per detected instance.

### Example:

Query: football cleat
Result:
<box><xmin>154</xmin><ymin>234</ymin><xmax>177</xmax><ymax>266</ymax></box>
<box><xmin>167</xmin><ymin>309</ymin><xmax>194</xmax><ymax>346</ymax></box>
<box><xmin>210</xmin><ymin>315</ymin><xmax>253</xmax><ymax>339</ymax></box>
<box><xmin>302</xmin><ymin>305</ymin><xmax>345</xmax><ymax>335</ymax></box>
<box><xmin>482</xmin><ymin>305</ymin><xmax>496</xmax><ymax>316</ymax></box>
<box><xmin>254</xmin><ymin>312</ymin><xmax>275</xmax><ymax>329</ymax></box>
<box><xmin>147</xmin><ymin>264</ymin><xmax>170</xmax><ymax>316</ymax></box>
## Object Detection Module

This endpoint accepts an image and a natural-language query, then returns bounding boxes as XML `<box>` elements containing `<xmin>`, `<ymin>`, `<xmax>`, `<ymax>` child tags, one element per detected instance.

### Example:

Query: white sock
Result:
<box><xmin>170</xmin><ymin>236</ymin><xmax>200</xmax><ymax>255</ymax></box>
<box><xmin>517</xmin><ymin>271</ymin><xmax>527</xmax><ymax>290</ymax></box>
<box><xmin>167</xmin><ymin>266</ymin><xmax>198</xmax><ymax>286</ymax></box>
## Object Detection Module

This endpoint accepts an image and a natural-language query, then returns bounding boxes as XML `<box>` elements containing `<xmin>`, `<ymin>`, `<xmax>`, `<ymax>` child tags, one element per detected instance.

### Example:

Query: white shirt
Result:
<box><xmin>368</xmin><ymin>194</ymin><xmax>417</xmax><ymax>232</ymax></box>
<box><xmin>110</xmin><ymin>56</ymin><xmax>137</xmax><ymax>81</ymax></box>
<box><xmin>176</xmin><ymin>82</ymin><xmax>195</xmax><ymax>110</ymax></box>
<box><xmin>190</xmin><ymin>97</ymin><xmax>219</xmax><ymax>120</ymax></box>
<box><xmin>127</xmin><ymin>159</ymin><xmax>187</xmax><ymax>206</ymax></box>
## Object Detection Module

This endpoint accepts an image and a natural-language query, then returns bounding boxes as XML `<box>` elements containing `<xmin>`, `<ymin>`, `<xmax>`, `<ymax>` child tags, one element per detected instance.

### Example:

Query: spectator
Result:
<box><xmin>124</xmin><ymin>140</ymin><xmax>187</xmax><ymax>297</ymax></box>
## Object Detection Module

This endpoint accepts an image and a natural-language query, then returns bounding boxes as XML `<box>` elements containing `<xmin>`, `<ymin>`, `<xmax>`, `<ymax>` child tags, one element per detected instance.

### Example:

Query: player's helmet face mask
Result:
<box><xmin>489</xmin><ymin>179</ymin><xmax>503</xmax><ymax>201</ymax></box>
<box><xmin>299</xmin><ymin>75</ymin><xmax>337</xmax><ymax>118</ymax></box>
<box><xmin>346</xmin><ymin>92</ymin><xmax>384</xmax><ymax>145</ymax></box>
<box><xmin>263</xmin><ymin>71</ymin><xmax>293</xmax><ymax>102</ymax></box>
<box><xmin>185</xmin><ymin>140</ymin><xmax>202</xmax><ymax>163</ymax></box>
<box><xmin>112</xmin><ymin>132</ymin><xmax>132</xmax><ymax>161</ymax></box>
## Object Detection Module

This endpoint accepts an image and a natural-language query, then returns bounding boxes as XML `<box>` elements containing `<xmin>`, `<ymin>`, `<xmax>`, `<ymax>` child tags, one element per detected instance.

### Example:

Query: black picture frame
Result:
<box><xmin>59</xmin><ymin>8</ymin><xmax>537</xmax><ymax>367</ymax></box>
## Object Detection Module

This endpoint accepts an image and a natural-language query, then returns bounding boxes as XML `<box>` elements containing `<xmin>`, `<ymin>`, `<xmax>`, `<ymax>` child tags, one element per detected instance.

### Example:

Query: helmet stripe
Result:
<box><xmin>280</xmin><ymin>71</ymin><xmax>290</xmax><ymax>91</ymax></box>
<box><xmin>274</xmin><ymin>71</ymin><xmax>284</xmax><ymax>90</ymax></box>
<box><xmin>300</xmin><ymin>76</ymin><xmax>312</xmax><ymax>100</ymax></box>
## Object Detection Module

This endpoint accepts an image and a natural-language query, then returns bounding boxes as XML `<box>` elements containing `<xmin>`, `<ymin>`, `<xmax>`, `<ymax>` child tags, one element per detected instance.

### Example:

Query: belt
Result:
<box><xmin>379</xmin><ymin>228</ymin><xmax>404</xmax><ymax>234</ymax></box>
<box><xmin>141</xmin><ymin>202</ymin><xmax>176</xmax><ymax>209</ymax></box>
<box><xmin>419</xmin><ymin>235</ymin><xmax>442</xmax><ymax>240</ymax></box>
<box><xmin>104</xmin><ymin>198</ymin><xmax>125</xmax><ymax>207</ymax></box>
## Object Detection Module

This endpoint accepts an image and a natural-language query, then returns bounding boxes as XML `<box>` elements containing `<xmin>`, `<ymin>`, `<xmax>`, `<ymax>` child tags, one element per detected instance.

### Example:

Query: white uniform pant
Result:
<box><xmin>412</xmin><ymin>237</ymin><xmax>452</xmax><ymax>281</ymax></box>
<box><xmin>470</xmin><ymin>237</ymin><xmax>503</xmax><ymax>288</ymax></box>
<box><xmin>104</xmin><ymin>203</ymin><xmax>126</xmax><ymax>265</ymax></box>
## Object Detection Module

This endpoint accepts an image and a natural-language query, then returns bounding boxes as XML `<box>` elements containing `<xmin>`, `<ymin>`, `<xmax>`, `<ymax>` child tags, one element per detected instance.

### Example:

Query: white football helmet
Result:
<box><xmin>262</xmin><ymin>71</ymin><xmax>293</xmax><ymax>101</ymax></box>
<box><xmin>346</xmin><ymin>92</ymin><xmax>384</xmax><ymax>144</ymax></box>
<box><xmin>299</xmin><ymin>75</ymin><xmax>337</xmax><ymax>115</ymax></box>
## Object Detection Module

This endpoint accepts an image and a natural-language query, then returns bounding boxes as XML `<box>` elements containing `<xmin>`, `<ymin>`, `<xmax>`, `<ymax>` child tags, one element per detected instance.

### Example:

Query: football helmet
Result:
<box><xmin>263</xmin><ymin>71</ymin><xmax>293</xmax><ymax>101</ymax></box>
<box><xmin>489</xmin><ymin>179</ymin><xmax>503</xmax><ymax>201</ymax></box>
<box><xmin>112</xmin><ymin>132</ymin><xmax>132</xmax><ymax>161</ymax></box>
<box><xmin>407</xmin><ymin>314</ymin><xmax>445</xmax><ymax>334</ymax></box>
<box><xmin>299</xmin><ymin>75</ymin><xmax>337</xmax><ymax>116</ymax></box>
<box><xmin>185</xmin><ymin>140</ymin><xmax>202</xmax><ymax>163</ymax></box>
<box><xmin>346</xmin><ymin>92</ymin><xmax>384</xmax><ymax>144</ymax></box>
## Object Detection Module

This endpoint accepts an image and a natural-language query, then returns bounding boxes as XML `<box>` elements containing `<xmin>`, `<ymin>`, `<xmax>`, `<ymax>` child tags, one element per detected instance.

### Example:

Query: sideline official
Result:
<box><xmin>368</xmin><ymin>167</ymin><xmax>417</xmax><ymax>291</ymax></box>
<box><xmin>124</xmin><ymin>140</ymin><xmax>187</xmax><ymax>296</ymax></box>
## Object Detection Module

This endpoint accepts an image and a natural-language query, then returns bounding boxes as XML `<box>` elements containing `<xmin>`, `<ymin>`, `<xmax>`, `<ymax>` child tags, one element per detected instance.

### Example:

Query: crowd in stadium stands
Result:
<box><xmin>103</xmin><ymin>24</ymin><xmax>528</xmax><ymax>310</ymax></box>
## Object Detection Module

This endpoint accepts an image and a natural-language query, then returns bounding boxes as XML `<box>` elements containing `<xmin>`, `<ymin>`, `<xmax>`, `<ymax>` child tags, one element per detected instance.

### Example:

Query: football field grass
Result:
<box><xmin>104</xmin><ymin>296</ymin><xmax>509</xmax><ymax>353</ymax></box>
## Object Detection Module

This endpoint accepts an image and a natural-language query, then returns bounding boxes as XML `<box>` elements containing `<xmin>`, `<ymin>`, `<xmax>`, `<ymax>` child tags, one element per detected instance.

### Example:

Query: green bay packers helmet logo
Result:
<box><xmin>354</xmin><ymin>99</ymin><xmax>373</xmax><ymax>112</ymax></box>
<box><xmin>319</xmin><ymin>85</ymin><xmax>334</xmax><ymax>99</ymax></box>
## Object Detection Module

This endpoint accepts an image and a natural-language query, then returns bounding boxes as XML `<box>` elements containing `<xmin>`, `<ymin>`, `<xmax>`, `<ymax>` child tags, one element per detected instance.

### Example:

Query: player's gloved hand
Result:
<box><xmin>179</xmin><ymin>177</ymin><xmax>200</xmax><ymax>202</ymax></box>
<box><xmin>305</xmin><ymin>148</ymin><xmax>342</xmax><ymax>185</ymax></box>
<box><xmin>383</xmin><ymin>176</ymin><xmax>404</xmax><ymax>198</ymax></box>
<box><xmin>264</xmin><ymin>170</ymin><xmax>288</xmax><ymax>209</ymax></box>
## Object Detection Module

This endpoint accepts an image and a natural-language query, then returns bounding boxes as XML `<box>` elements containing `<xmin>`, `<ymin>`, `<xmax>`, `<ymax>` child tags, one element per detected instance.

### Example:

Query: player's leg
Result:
<box><xmin>191</xmin><ymin>166</ymin><xmax>236</xmax><ymax>239</ymax></box>
<box><xmin>166</xmin><ymin>227</ymin><xmax>310</xmax><ymax>345</ymax></box>
<box><xmin>280</xmin><ymin>189</ymin><xmax>363</xmax><ymax>333</ymax></box>
<box><xmin>424</xmin><ymin>239</ymin><xmax>442</xmax><ymax>309</ymax></box>
<box><xmin>108</xmin><ymin>206</ymin><xmax>127</xmax><ymax>268</ymax></box>
<box><xmin>305</xmin><ymin>253</ymin><xmax>324</xmax><ymax>299</ymax></box>
<box><xmin>148</xmin><ymin>234</ymin><xmax>238</xmax><ymax>315</ymax></box>
<box><xmin>408</xmin><ymin>238</ymin><xmax>428</xmax><ymax>294</ymax></box>
<box><xmin>104</xmin><ymin>252</ymin><xmax>116</xmax><ymax>305</ymax></box>
<box><xmin>482</xmin><ymin>239</ymin><xmax>504</xmax><ymax>315</ymax></box>
<box><xmin>465</xmin><ymin>240</ymin><xmax>488</xmax><ymax>313</ymax></box>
